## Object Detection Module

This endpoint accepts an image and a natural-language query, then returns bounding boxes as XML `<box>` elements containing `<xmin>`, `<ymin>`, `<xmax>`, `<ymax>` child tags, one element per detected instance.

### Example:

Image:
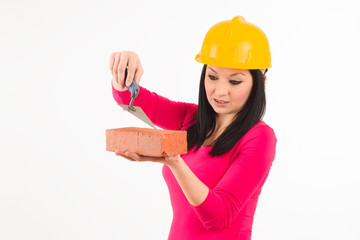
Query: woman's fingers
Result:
<box><xmin>115</xmin><ymin>151</ymin><xmax>167</xmax><ymax>164</ymax></box>
<box><xmin>110</xmin><ymin>53</ymin><xmax>126</xmax><ymax>91</ymax></box>
<box><xmin>134</xmin><ymin>63</ymin><xmax>144</xmax><ymax>86</ymax></box>
<box><xmin>110</xmin><ymin>53</ymin><xmax>119</xmax><ymax>88</ymax></box>
<box><xmin>109</xmin><ymin>51</ymin><xmax>143</xmax><ymax>91</ymax></box>
<box><xmin>115</xmin><ymin>151</ymin><xmax>182</xmax><ymax>166</ymax></box>
<box><xmin>126</xmin><ymin>56</ymin><xmax>137</xmax><ymax>87</ymax></box>
<box><xmin>109</xmin><ymin>52</ymin><xmax>115</xmax><ymax>73</ymax></box>
<box><xmin>113</xmin><ymin>53</ymin><xmax>121</xmax><ymax>84</ymax></box>
<box><xmin>117</xmin><ymin>53</ymin><xmax>128</xmax><ymax>88</ymax></box>
<box><xmin>115</xmin><ymin>151</ymin><xmax>137</xmax><ymax>161</ymax></box>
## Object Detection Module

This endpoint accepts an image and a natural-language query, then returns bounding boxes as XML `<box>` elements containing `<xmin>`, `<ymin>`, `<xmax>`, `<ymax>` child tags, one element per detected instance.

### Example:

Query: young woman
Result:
<box><xmin>110</xmin><ymin>16</ymin><xmax>277</xmax><ymax>240</ymax></box>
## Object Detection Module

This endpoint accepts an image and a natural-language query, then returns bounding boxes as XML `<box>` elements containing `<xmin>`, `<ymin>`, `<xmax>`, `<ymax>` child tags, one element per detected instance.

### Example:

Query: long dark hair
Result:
<box><xmin>186</xmin><ymin>64</ymin><xmax>267</xmax><ymax>156</ymax></box>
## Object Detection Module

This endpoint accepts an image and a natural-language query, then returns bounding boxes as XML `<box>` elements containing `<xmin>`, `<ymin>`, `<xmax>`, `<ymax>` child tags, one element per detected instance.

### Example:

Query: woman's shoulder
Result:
<box><xmin>248</xmin><ymin>120</ymin><xmax>276</xmax><ymax>136</ymax></box>
<box><xmin>235</xmin><ymin>120</ymin><xmax>277</xmax><ymax>149</ymax></box>
<box><xmin>226</xmin><ymin>120</ymin><xmax>277</xmax><ymax>164</ymax></box>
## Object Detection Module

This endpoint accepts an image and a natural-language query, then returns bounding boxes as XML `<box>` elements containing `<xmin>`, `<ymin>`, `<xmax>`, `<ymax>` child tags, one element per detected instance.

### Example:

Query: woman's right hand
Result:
<box><xmin>109</xmin><ymin>51</ymin><xmax>144</xmax><ymax>92</ymax></box>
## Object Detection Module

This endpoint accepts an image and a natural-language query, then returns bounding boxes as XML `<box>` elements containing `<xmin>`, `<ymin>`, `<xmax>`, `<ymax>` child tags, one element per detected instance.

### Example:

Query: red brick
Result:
<box><xmin>106</xmin><ymin>127</ymin><xmax>187</xmax><ymax>157</ymax></box>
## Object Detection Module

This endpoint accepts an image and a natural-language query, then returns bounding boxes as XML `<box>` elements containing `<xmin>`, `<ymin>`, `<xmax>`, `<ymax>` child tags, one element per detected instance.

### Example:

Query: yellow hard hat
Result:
<box><xmin>195</xmin><ymin>16</ymin><xmax>271</xmax><ymax>70</ymax></box>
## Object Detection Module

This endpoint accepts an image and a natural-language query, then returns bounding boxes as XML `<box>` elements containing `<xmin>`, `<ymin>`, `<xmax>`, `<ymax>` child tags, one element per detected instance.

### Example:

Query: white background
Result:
<box><xmin>1</xmin><ymin>0</ymin><xmax>360</xmax><ymax>239</ymax></box>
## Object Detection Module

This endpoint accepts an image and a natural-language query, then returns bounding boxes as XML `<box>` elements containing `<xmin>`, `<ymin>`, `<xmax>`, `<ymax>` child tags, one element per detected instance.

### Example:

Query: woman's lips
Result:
<box><xmin>214</xmin><ymin>98</ymin><xmax>229</xmax><ymax>106</ymax></box>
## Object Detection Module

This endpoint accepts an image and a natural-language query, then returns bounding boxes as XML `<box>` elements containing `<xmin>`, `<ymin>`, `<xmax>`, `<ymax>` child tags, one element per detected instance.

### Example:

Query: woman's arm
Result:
<box><xmin>110</xmin><ymin>51</ymin><xmax>197</xmax><ymax>131</ymax></box>
<box><xmin>112</xmin><ymin>82</ymin><xmax>197</xmax><ymax>130</ymax></box>
<box><xmin>166</xmin><ymin>157</ymin><xmax>210</xmax><ymax>207</ymax></box>
<box><xmin>169</xmin><ymin>125</ymin><xmax>277</xmax><ymax>231</ymax></box>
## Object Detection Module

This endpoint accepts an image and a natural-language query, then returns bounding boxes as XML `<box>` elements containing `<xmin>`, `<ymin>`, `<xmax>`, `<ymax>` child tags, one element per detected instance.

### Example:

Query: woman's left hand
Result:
<box><xmin>115</xmin><ymin>151</ymin><xmax>182</xmax><ymax>166</ymax></box>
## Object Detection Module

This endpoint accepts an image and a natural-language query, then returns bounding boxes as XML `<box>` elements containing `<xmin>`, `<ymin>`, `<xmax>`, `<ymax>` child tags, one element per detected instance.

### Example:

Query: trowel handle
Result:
<box><xmin>124</xmin><ymin>68</ymin><xmax>140</xmax><ymax>99</ymax></box>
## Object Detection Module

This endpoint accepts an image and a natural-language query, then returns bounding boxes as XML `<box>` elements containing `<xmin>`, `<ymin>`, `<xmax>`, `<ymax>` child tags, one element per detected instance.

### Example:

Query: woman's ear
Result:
<box><xmin>264</xmin><ymin>75</ymin><xmax>267</xmax><ymax>82</ymax></box>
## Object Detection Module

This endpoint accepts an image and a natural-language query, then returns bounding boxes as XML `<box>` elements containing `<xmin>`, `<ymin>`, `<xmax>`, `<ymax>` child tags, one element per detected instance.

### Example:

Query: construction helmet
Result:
<box><xmin>195</xmin><ymin>16</ymin><xmax>271</xmax><ymax>71</ymax></box>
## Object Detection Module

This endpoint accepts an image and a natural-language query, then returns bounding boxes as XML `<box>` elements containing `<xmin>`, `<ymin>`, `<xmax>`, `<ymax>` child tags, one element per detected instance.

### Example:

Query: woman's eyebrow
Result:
<box><xmin>208</xmin><ymin>67</ymin><xmax>245</xmax><ymax>76</ymax></box>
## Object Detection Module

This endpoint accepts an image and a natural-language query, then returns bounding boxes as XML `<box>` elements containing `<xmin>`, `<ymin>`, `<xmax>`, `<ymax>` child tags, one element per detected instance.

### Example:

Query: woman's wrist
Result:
<box><xmin>112</xmin><ymin>78</ymin><xmax>127</xmax><ymax>92</ymax></box>
<box><xmin>165</xmin><ymin>155</ymin><xmax>184</xmax><ymax>168</ymax></box>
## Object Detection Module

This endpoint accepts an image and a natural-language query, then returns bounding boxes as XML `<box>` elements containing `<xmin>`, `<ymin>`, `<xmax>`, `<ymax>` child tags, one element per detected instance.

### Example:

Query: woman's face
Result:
<box><xmin>204</xmin><ymin>65</ymin><xmax>253</xmax><ymax>117</ymax></box>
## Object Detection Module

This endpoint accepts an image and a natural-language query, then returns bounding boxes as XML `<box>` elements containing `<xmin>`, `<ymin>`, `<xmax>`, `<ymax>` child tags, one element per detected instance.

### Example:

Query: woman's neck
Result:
<box><xmin>214</xmin><ymin>113</ymin><xmax>235</xmax><ymax>132</ymax></box>
<box><xmin>202</xmin><ymin>113</ymin><xmax>235</xmax><ymax>147</ymax></box>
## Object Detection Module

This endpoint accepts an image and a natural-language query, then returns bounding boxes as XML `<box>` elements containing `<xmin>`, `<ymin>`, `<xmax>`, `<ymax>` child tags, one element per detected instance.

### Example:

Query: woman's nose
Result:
<box><xmin>215</xmin><ymin>81</ymin><xmax>229</xmax><ymax>96</ymax></box>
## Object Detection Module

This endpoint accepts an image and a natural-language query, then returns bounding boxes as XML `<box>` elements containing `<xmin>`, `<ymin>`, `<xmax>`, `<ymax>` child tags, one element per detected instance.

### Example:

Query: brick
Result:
<box><xmin>106</xmin><ymin>127</ymin><xmax>187</xmax><ymax>157</ymax></box>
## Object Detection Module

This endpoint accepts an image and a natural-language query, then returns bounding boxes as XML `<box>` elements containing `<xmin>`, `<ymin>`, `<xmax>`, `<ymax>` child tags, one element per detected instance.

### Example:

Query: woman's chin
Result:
<box><xmin>211</xmin><ymin>106</ymin><xmax>229</xmax><ymax>114</ymax></box>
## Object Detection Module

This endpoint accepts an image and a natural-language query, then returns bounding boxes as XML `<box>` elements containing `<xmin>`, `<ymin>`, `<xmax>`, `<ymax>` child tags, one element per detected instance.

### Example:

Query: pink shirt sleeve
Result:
<box><xmin>112</xmin><ymin>82</ymin><xmax>197</xmax><ymax>130</ymax></box>
<box><xmin>190</xmin><ymin>124</ymin><xmax>277</xmax><ymax>231</ymax></box>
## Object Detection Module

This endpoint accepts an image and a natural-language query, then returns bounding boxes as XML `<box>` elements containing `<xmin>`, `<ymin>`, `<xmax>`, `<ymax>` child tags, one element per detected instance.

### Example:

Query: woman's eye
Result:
<box><xmin>208</xmin><ymin>74</ymin><xmax>217</xmax><ymax>80</ymax></box>
<box><xmin>208</xmin><ymin>75</ymin><xmax>242</xmax><ymax>85</ymax></box>
<box><xmin>230</xmin><ymin>80</ymin><xmax>242</xmax><ymax>85</ymax></box>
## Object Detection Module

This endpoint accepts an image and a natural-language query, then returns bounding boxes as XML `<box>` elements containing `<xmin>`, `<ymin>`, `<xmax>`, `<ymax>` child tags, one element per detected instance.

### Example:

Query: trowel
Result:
<box><xmin>117</xmin><ymin>68</ymin><xmax>157</xmax><ymax>129</ymax></box>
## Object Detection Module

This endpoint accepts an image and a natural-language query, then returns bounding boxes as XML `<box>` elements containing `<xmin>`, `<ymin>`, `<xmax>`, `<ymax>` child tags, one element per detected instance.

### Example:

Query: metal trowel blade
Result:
<box><xmin>118</xmin><ymin>104</ymin><xmax>157</xmax><ymax>129</ymax></box>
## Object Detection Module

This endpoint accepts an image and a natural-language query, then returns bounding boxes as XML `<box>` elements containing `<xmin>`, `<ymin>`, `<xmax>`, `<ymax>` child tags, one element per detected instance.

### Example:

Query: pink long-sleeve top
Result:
<box><xmin>112</xmin><ymin>83</ymin><xmax>277</xmax><ymax>240</ymax></box>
